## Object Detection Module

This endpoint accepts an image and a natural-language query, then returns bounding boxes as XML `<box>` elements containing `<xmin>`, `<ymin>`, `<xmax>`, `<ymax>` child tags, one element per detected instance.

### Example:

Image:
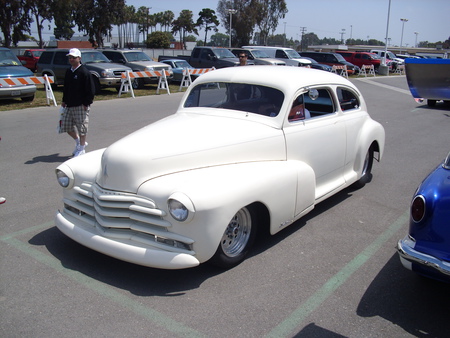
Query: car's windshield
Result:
<box><xmin>215</xmin><ymin>49</ymin><xmax>237</xmax><ymax>59</ymax></box>
<box><xmin>81</xmin><ymin>51</ymin><xmax>110</xmax><ymax>63</ymax></box>
<box><xmin>174</xmin><ymin>60</ymin><xmax>191</xmax><ymax>68</ymax></box>
<box><xmin>444</xmin><ymin>151</ymin><xmax>450</xmax><ymax>169</ymax></box>
<box><xmin>335</xmin><ymin>54</ymin><xmax>347</xmax><ymax>62</ymax></box>
<box><xmin>0</xmin><ymin>50</ymin><xmax>21</xmax><ymax>66</ymax></box>
<box><xmin>252</xmin><ymin>50</ymin><xmax>270</xmax><ymax>58</ymax></box>
<box><xmin>184</xmin><ymin>82</ymin><xmax>284</xmax><ymax>117</ymax></box>
<box><xmin>124</xmin><ymin>51</ymin><xmax>152</xmax><ymax>62</ymax></box>
<box><xmin>286</xmin><ymin>49</ymin><xmax>301</xmax><ymax>58</ymax></box>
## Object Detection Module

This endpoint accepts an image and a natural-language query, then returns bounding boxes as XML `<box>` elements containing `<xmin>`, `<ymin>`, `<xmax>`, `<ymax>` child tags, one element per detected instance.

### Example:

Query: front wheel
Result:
<box><xmin>210</xmin><ymin>206</ymin><xmax>257</xmax><ymax>269</ymax></box>
<box><xmin>352</xmin><ymin>146</ymin><xmax>374</xmax><ymax>189</ymax></box>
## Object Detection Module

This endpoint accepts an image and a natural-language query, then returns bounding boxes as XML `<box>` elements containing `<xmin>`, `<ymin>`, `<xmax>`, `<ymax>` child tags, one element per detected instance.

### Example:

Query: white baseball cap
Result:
<box><xmin>66</xmin><ymin>48</ymin><xmax>81</xmax><ymax>58</ymax></box>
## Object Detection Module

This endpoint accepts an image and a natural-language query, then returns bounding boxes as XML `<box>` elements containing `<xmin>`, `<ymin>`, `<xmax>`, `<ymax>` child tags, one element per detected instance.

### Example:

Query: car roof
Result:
<box><xmin>193</xmin><ymin>65</ymin><xmax>356</xmax><ymax>93</ymax></box>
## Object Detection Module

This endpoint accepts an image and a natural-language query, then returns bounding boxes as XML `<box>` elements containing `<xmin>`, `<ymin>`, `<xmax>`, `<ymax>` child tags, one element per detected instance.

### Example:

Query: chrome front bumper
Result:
<box><xmin>55</xmin><ymin>210</ymin><xmax>200</xmax><ymax>269</ymax></box>
<box><xmin>397</xmin><ymin>235</ymin><xmax>450</xmax><ymax>276</ymax></box>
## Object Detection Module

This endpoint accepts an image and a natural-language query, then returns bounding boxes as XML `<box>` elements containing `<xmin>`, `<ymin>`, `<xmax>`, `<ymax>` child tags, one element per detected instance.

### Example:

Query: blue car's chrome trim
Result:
<box><xmin>398</xmin><ymin>235</ymin><xmax>450</xmax><ymax>276</ymax></box>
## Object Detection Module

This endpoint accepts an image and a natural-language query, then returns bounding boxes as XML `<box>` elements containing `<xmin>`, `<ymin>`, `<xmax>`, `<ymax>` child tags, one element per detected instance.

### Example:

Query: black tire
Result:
<box><xmin>352</xmin><ymin>146</ymin><xmax>374</xmax><ymax>189</ymax></box>
<box><xmin>427</xmin><ymin>99</ymin><xmax>437</xmax><ymax>107</ymax></box>
<box><xmin>132</xmin><ymin>78</ymin><xmax>144</xmax><ymax>89</ymax></box>
<box><xmin>210</xmin><ymin>206</ymin><xmax>258</xmax><ymax>269</ymax></box>
<box><xmin>21</xmin><ymin>95</ymin><xmax>34</xmax><ymax>102</ymax></box>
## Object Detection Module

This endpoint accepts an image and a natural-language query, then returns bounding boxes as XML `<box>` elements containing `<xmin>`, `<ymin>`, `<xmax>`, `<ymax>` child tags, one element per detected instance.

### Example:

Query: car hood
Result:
<box><xmin>84</xmin><ymin>62</ymin><xmax>130</xmax><ymax>71</ymax></box>
<box><xmin>0</xmin><ymin>65</ymin><xmax>33</xmax><ymax>78</ymax></box>
<box><xmin>96</xmin><ymin>112</ymin><xmax>285</xmax><ymax>192</ymax></box>
<box><xmin>127</xmin><ymin>61</ymin><xmax>168</xmax><ymax>69</ymax></box>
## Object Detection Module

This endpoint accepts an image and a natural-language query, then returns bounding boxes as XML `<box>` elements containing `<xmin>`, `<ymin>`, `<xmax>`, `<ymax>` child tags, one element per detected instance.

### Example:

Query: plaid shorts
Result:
<box><xmin>59</xmin><ymin>105</ymin><xmax>89</xmax><ymax>135</ymax></box>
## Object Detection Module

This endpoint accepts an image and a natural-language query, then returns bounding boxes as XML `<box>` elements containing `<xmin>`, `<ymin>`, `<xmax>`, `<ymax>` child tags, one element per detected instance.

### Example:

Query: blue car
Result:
<box><xmin>398</xmin><ymin>151</ymin><xmax>450</xmax><ymax>282</ymax></box>
<box><xmin>160</xmin><ymin>59</ymin><xmax>200</xmax><ymax>83</ymax></box>
<box><xmin>0</xmin><ymin>47</ymin><xmax>36</xmax><ymax>101</ymax></box>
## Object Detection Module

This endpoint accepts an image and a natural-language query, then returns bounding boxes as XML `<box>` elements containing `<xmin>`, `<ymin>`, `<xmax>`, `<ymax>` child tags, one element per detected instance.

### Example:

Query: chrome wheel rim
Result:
<box><xmin>220</xmin><ymin>208</ymin><xmax>252</xmax><ymax>257</ymax></box>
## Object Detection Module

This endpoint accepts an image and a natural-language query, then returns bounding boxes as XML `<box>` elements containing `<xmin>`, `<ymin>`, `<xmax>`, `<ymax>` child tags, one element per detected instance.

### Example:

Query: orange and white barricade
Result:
<box><xmin>179</xmin><ymin>67</ymin><xmax>215</xmax><ymax>91</ymax></box>
<box><xmin>0</xmin><ymin>75</ymin><xmax>56</xmax><ymax>106</ymax></box>
<box><xmin>331</xmin><ymin>65</ymin><xmax>348</xmax><ymax>78</ymax></box>
<box><xmin>358</xmin><ymin>64</ymin><xmax>376</xmax><ymax>77</ymax></box>
<box><xmin>118</xmin><ymin>70</ymin><xmax>171</xmax><ymax>98</ymax></box>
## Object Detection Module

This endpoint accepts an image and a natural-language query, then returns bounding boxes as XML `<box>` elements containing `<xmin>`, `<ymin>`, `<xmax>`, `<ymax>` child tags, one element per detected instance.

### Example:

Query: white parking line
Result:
<box><xmin>355</xmin><ymin>76</ymin><xmax>411</xmax><ymax>96</ymax></box>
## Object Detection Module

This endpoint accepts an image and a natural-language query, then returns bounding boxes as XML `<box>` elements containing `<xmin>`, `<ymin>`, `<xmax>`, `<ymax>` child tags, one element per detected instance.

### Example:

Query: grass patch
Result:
<box><xmin>0</xmin><ymin>83</ymin><xmax>186</xmax><ymax>112</ymax></box>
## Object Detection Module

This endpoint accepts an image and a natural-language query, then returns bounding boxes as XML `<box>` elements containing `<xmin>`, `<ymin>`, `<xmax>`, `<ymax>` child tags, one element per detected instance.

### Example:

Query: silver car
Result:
<box><xmin>102</xmin><ymin>50</ymin><xmax>173</xmax><ymax>88</ymax></box>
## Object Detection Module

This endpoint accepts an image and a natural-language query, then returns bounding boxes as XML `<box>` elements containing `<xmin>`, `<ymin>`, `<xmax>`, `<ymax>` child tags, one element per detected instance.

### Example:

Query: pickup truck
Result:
<box><xmin>17</xmin><ymin>49</ymin><xmax>45</xmax><ymax>72</ymax></box>
<box><xmin>158</xmin><ymin>47</ymin><xmax>242</xmax><ymax>68</ymax></box>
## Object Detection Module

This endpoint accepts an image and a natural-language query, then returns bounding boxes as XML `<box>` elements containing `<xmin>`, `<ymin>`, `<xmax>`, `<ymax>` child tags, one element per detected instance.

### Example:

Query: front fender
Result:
<box><xmin>138</xmin><ymin>160</ymin><xmax>315</xmax><ymax>263</ymax></box>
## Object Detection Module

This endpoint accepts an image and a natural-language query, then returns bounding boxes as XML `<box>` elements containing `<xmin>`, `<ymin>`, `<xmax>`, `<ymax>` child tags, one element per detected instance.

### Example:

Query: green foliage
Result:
<box><xmin>146</xmin><ymin>31</ymin><xmax>170</xmax><ymax>48</ymax></box>
<box><xmin>172</xmin><ymin>10</ymin><xmax>198</xmax><ymax>49</ymax></box>
<box><xmin>0</xmin><ymin>0</ymin><xmax>32</xmax><ymax>47</ymax></box>
<box><xmin>197</xmin><ymin>8</ymin><xmax>220</xmax><ymax>46</ymax></box>
<box><xmin>209</xmin><ymin>32</ymin><xmax>229</xmax><ymax>46</ymax></box>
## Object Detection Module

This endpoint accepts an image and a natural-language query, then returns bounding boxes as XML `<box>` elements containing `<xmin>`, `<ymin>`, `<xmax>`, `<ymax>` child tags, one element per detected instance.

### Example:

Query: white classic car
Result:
<box><xmin>55</xmin><ymin>66</ymin><xmax>385</xmax><ymax>270</ymax></box>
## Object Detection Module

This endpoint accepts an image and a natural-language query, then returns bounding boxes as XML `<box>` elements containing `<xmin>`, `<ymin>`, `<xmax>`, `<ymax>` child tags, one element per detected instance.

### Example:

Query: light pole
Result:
<box><xmin>400</xmin><ymin>18</ymin><xmax>408</xmax><ymax>52</ymax></box>
<box><xmin>414</xmin><ymin>31</ymin><xmax>419</xmax><ymax>48</ymax></box>
<box><xmin>228</xmin><ymin>8</ymin><xmax>237</xmax><ymax>48</ymax></box>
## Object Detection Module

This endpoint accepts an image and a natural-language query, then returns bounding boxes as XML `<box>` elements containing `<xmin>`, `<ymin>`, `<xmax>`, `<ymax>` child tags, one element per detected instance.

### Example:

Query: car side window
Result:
<box><xmin>289</xmin><ymin>89</ymin><xmax>334</xmax><ymax>122</ymax></box>
<box><xmin>54</xmin><ymin>52</ymin><xmax>69</xmax><ymax>65</ymax></box>
<box><xmin>275</xmin><ymin>50</ymin><xmax>287</xmax><ymax>58</ymax></box>
<box><xmin>337</xmin><ymin>87</ymin><xmax>360</xmax><ymax>111</ymax></box>
<box><xmin>25</xmin><ymin>51</ymin><xmax>31</xmax><ymax>57</ymax></box>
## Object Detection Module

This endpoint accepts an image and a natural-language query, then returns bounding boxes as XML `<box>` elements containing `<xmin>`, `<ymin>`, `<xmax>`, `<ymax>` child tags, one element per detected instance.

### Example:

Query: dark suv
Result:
<box><xmin>299</xmin><ymin>51</ymin><xmax>359</xmax><ymax>75</ymax></box>
<box><xmin>37</xmin><ymin>49</ymin><xmax>132</xmax><ymax>93</ymax></box>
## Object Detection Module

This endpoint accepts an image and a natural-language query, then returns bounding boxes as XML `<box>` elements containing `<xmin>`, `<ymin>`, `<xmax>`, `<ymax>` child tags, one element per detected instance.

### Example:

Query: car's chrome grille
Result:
<box><xmin>113</xmin><ymin>70</ymin><xmax>127</xmax><ymax>77</ymax></box>
<box><xmin>64</xmin><ymin>182</ymin><xmax>194</xmax><ymax>253</ymax></box>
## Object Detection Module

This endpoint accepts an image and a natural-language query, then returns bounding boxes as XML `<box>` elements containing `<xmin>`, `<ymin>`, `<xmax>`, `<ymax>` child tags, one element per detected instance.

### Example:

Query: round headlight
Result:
<box><xmin>168</xmin><ymin>199</ymin><xmax>189</xmax><ymax>222</ymax></box>
<box><xmin>56</xmin><ymin>169</ymin><xmax>70</xmax><ymax>187</ymax></box>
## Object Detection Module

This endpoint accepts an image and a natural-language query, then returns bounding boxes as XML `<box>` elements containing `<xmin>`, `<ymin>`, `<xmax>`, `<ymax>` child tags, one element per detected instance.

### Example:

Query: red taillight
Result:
<box><xmin>411</xmin><ymin>195</ymin><xmax>426</xmax><ymax>223</ymax></box>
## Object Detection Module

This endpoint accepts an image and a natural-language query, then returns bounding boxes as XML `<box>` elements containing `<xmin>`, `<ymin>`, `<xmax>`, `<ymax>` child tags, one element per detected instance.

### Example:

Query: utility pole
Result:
<box><xmin>299</xmin><ymin>27</ymin><xmax>307</xmax><ymax>51</ymax></box>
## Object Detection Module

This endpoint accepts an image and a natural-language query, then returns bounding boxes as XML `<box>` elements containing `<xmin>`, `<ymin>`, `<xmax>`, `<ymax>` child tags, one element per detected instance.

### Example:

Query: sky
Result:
<box><xmin>126</xmin><ymin>0</ymin><xmax>450</xmax><ymax>47</ymax></box>
<box><xmin>23</xmin><ymin>0</ymin><xmax>449</xmax><ymax>47</ymax></box>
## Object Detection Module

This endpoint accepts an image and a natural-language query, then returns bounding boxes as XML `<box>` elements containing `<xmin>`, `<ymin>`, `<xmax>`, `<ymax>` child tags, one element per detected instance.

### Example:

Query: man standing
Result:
<box><xmin>61</xmin><ymin>48</ymin><xmax>95</xmax><ymax>157</ymax></box>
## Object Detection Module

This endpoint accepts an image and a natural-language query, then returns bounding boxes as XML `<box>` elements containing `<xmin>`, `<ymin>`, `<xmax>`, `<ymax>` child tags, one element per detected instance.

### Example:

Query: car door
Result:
<box><xmin>283</xmin><ymin>87</ymin><xmax>346</xmax><ymax>201</ymax></box>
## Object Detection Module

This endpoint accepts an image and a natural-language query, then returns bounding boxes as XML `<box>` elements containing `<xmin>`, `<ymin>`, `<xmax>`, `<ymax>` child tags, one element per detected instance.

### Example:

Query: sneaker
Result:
<box><xmin>0</xmin><ymin>197</ymin><xmax>6</xmax><ymax>204</ymax></box>
<box><xmin>72</xmin><ymin>142</ymin><xmax>87</xmax><ymax>156</ymax></box>
<box><xmin>73</xmin><ymin>145</ymin><xmax>86</xmax><ymax>157</ymax></box>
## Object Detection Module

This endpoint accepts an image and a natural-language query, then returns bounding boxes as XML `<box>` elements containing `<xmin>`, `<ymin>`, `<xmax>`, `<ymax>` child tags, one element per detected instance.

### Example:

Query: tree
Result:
<box><xmin>73</xmin><ymin>0</ymin><xmax>126</xmax><ymax>48</ymax></box>
<box><xmin>196</xmin><ymin>8</ymin><xmax>220</xmax><ymax>46</ymax></box>
<box><xmin>161</xmin><ymin>11</ymin><xmax>175</xmax><ymax>32</ymax></box>
<box><xmin>254</xmin><ymin>0</ymin><xmax>287</xmax><ymax>46</ymax></box>
<box><xmin>28</xmin><ymin>0</ymin><xmax>53</xmax><ymax>48</ymax></box>
<box><xmin>172</xmin><ymin>10</ymin><xmax>198</xmax><ymax>49</ymax></box>
<box><xmin>52</xmin><ymin>0</ymin><xmax>75</xmax><ymax>40</ymax></box>
<box><xmin>146</xmin><ymin>31</ymin><xmax>170</xmax><ymax>48</ymax></box>
<box><xmin>209</xmin><ymin>32</ymin><xmax>228</xmax><ymax>46</ymax></box>
<box><xmin>0</xmin><ymin>0</ymin><xmax>32</xmax><ymax>47</ymax></box>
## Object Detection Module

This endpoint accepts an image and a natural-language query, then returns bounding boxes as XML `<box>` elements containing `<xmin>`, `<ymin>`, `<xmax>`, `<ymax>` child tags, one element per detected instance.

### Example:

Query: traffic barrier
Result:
<box><xmin>118</xmin><ymin>70</ymin><xmax>171</xmax><ymax>98</ymax></box>
<box><xmin>331</xmin><ymin>65</ymin><xmax>348</xmax><ymax>78</ymax></box>
<box><xmin>358</xmin><ymin>64</ymin><xmax>376</xmax><ymax>77</ymax></box>
<box><xmin>179</xmin><ymin>67</ymin><xmax>215</xmax><ymax>91</ymax></box>
<box><xmin>0</xmin><ymin>75</ymin><xmax>56</xmax><ymax>106</ymax></box>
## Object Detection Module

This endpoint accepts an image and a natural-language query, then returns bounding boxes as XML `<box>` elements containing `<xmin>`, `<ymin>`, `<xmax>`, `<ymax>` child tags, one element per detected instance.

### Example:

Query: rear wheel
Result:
<box><xmin>352</xmin><ymin>146</ymin><xmax>374</xmax><ymax>189</ymax></box>
<box><xmin>210</xmin><ymin>206</ymin><xmax>257</xmax><ymax>269</ymax></box>
<box><xmin>427</xmin><ymin>99</ymin><xmax>437</xmax><ymax>107</ymax></box>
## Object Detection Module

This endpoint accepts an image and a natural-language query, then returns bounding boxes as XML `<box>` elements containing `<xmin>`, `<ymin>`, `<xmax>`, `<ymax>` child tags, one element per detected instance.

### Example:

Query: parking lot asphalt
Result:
<box><xmin>1</xmin><ymin>75</ymin><xmax>450</xmax><ymax>337</ymax></box>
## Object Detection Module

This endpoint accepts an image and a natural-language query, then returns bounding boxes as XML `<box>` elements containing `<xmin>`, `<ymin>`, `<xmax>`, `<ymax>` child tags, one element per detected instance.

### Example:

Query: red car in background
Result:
<box><xmin>336</xmin><ymin>51</ymin><xmax>393</xmax><ymax>72</ymax></box>
<box><xmin>17</xmin><ymin>49</ymin><xmax>45</xmax><ymax>72</ymax></box>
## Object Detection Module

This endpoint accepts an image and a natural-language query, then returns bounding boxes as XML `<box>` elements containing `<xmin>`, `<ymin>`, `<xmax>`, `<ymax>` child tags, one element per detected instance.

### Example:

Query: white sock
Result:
<box><xmin>75</xmin><ymin>138</ymin><xmax>80</xmax><ymax>146</ymax></box>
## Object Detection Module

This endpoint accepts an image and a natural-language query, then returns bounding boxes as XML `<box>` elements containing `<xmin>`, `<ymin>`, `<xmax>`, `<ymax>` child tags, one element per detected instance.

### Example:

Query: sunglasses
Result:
<box><xmin>239</xmin><ymin>55</ymin><xmax>247</xmax><ymax>58</ymax></box>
